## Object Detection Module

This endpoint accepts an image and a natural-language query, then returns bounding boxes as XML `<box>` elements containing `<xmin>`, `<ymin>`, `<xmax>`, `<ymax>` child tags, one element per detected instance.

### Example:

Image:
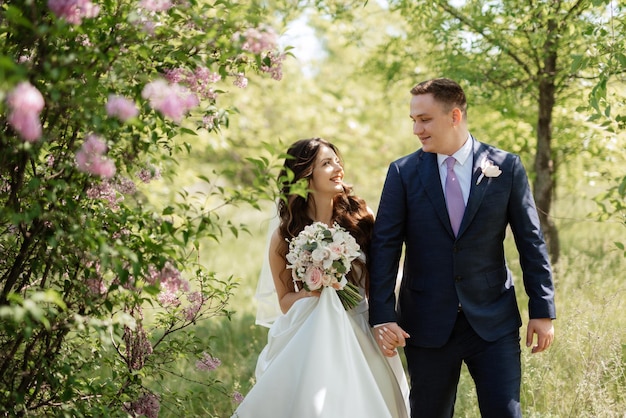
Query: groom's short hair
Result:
<box><xmin>410</xmin><ymin>78</ymin><xmax>467</xmax><ymax>118</ymax></box>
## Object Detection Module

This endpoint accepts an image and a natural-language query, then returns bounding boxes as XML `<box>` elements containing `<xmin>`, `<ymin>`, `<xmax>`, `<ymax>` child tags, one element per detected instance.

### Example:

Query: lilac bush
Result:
<box><xmin>0</xmin><ymin>0</ymin><xmax>285</xmax><ymax>415</ymax></box>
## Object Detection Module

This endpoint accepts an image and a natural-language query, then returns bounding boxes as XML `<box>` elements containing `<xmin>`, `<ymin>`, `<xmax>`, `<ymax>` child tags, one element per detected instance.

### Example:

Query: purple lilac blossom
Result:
<box><xmin>86</xmin><ymin>181</ymin><xmax>120</xmax><ymax>209</ymax></box>
<box><xmin>183</xmin><ymin>291</ymin><xmax>203</xmax><ymax>321</ymax></box>
<box><xmin>233</xmin><ymin>73</ymin><xmax>248</xmax><ymax>88</ymax></box>
<box><xmin>261</xmin><ymin>52</ymin><xmax>286</xmax><ymax>81</ymax></box>
<box><xmin>129</xmin><ymin>393</ymin><xmax>160</xmax><ymax>418</ymax></box>
<box><xmin>115</xmin><ymin>177</ymin><xmax>137</xmax><ymax>195</ymax></box>
<box><xmin>196</xmin><ymin>352</ymin><xmax>221</xmax><ymax>371</ymax></box>
<box><xmin>240</xmin><ymin>26</ymin><xmax>279</xmax><ymax>54</ymax></box>
<box><xmin>164</xmin><ymin>67</ymin><xmax>220</xmax><ymax>101</ymax></box>
<box><xmin>137</xmin><ymin>165</ymin><xmax>161</xmax><ymax>183</ymax></box>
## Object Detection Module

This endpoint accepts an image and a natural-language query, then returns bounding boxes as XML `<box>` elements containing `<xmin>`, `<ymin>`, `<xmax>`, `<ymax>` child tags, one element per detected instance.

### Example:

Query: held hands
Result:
<box><xmin>526</xmin><ymin>318</ymin><xmax>554</xmax><ymax>354</ymax></box>
<box><xmin>374</xmin><ymin>322</ymin><xmax>410</xmax><ymax>357</ymax></box>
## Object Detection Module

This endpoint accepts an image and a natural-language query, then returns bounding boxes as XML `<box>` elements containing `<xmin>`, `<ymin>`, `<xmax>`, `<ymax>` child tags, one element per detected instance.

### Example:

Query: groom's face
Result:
<box><xmin>410</xmin><ymin>93</ymin><xmax>460</xmax><ymax>155</ymax></box>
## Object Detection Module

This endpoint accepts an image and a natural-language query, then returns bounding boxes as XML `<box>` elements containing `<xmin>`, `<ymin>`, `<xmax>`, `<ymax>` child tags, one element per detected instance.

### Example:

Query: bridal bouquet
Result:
<box><xmin>286</xmin><ymin>222</ymin><xmax>363</xmax><ymax>310</ymax></box>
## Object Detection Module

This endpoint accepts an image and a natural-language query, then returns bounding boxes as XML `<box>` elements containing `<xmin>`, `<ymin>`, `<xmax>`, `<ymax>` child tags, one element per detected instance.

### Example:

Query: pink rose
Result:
<box><xmin>304</xmin><ymin>266</ymin><xmax>323</xmax><ymax>291</ymax></box>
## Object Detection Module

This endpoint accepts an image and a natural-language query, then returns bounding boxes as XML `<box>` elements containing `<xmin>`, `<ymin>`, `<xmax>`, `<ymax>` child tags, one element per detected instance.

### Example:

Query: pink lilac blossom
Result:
<box><xmin>233</xmin><ymin>73</ymin><xmax>248</xmax><ymax>88</ymax></box>
<box><xmin>157</xmin><ymin>275</ymin><xmax>189</xmax><ymax>306</ymax></box>
<box><xmin>164</xmin><ymin>67</ymin><xmax>220</xmax><ymax>101</ymax></box>
<box><xmin>137</xmin><ymin>165</ymin><xmax>161</xmax><ymax>183</ymax></box>
<box><xmin>157</xmin><ymin>290</ymin><xmax>180</xmax><ymax>306</ymax></box>
<box><xmin>8</xmin><ymin>112</ymin><xmax>42</xmax><ymax>142</ymax></box>
<box><xmin>240</xmin><ymin>26</ymin><xmax>279</xmax><ymax>54</ymax></box>
<box><xmin>47</xmin><ymin>0</ymin><xmax>100</xmax><ymax>25</ymax></box>
<box><xmin>6</xmin><ymin>82</ymin><xmax>45</xmax><ymax>142</ymax></box>
<box><xmin>86</xmin><ymin>181</ymin><xmax>121</xmax><ymax>209</ymax></box>
<box><xmin>148</xmin><ymin>262</ymin><xmax>189</xmax><ymax>306</ymax></box>
<box><xmin>141</xmin><ymin>79</ymin><xmax>199</xmax><ymax>122</ymax></box>
<box><xmin>196</xmin><ymin>352</ymin><xmax>221</xmax><ymax>372</ymax></box>
<box><xmin>144</xmin><ymin>265</ymin><xmax>160</xmax><ymax>286</ymax></box>
<box><xmin>115</xmin><ymin>177</ymin><xmax>137</xmax><ymax>195</ymax></box>
<box><xmin>127</xmin><ymin>11</ymin><xmax>158</xmax><ymax>35</ymax></box>
<box><xmin>158</xmin><ymin>262</ymin><xmax>188</xmax><ymax>292</ymax></box>
<box><xmin>261</xmin><ymin>52</ymin><xmax>286</xmax><ymax>81</ymax></box>
<box><xmin>183</xmin><ymin>291</ymin><xmax>203</xmax><ymax>321</ymax></box>
<box><xmin>7</xmin><ymin>82</ymin><xmax>45</xmax><ymax>113</ymax></box>
<box><xmin>105</xmin><ymin>95</ymin><xmax>139</xmax><ymax>122</ymax></box>
<box><xmin>77</xmin><ymin>34</ymin><xmax>92</xmax><ymax>47</ymax></box>
<box><xmin>139</xmin><ymin>0</ymin><xmax>173</xmax><ymax>12</ymax></box>
<box><xmin>202</xmin><ymin>114</ymin><xmax>217</xmax><ymax>130</ymax></box>
<box><xmin>129</xmin><ymin>393</ymin><xmax>160</xmax><ymax>418</ymax></box>
<box><xmin>76</xmin><ymin>135</ymin><xmax>116</xmax><ymax>178</ymax></box>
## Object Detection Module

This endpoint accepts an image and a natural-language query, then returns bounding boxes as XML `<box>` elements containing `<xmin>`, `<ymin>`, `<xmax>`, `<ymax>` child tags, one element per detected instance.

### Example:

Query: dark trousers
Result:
<box><xmin>404</xmin><ymin>311</ymin><xmax>522</xmax><ymax>418</ymax></box>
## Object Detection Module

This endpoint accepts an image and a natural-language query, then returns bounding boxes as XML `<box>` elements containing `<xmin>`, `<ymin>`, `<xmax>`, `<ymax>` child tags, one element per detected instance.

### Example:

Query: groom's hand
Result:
<box><xmin>526</xmin><ymin>318</ymin><xmax>554</xmax><ymax>354</ymax></box>
<box><xmin>373</xmin><ymin>322</ymin><xmax>410</xmax><ymax>357</ymax></box>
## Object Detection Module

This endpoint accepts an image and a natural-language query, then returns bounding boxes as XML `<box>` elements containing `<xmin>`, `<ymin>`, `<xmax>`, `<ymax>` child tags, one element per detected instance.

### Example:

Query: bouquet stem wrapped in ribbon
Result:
<box><xmin>286</xmin><ymin>222</ymin><xmax>363</xmax><ymax>310</ymax></box>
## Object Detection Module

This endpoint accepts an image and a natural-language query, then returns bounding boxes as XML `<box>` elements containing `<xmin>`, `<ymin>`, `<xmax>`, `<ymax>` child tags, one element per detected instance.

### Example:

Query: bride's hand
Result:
<box><xmin>374</xmin><ymin>322</ymin><xmax>410</xmax><ymax>357</ymax></box>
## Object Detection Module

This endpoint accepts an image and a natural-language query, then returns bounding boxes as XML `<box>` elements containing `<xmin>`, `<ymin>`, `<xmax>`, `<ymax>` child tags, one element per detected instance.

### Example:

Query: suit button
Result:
<box><xmin>453</xmin><ymin>246</ymin><xmax>458</xmax><ymax>252</ymax></box>
<box><xmin>455</xmin><ymin>276</ymin><xmax>462</xmax><ymax>282</ymax></box>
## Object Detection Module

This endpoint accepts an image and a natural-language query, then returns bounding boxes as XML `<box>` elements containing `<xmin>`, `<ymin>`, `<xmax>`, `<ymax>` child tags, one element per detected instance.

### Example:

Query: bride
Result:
<box><xmin>232</xmin><ymin>137</ymin><xmax>410</xmax><ymax>418</ymax></box>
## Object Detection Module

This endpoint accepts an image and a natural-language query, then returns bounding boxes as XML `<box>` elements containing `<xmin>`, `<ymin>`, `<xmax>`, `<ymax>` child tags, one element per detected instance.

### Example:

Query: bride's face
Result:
<box><xmin>308</xmin><ymin>145</ymin><xmax>344</xmax><ymax>196</ymax></box>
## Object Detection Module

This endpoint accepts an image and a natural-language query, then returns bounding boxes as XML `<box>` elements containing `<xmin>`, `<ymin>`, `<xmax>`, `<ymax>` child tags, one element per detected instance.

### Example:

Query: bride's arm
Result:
<box><xmin>269</xmin><ymin>229</ymin><xmax>319</xmax><ymax>314</ymax></box>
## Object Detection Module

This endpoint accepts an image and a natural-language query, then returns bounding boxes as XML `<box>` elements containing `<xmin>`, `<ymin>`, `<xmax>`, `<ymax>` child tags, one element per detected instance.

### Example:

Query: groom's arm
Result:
<box><xmin>506</xmin><ymin>154</ymin><xmax>556</xmax><ymax>352</ymax></box>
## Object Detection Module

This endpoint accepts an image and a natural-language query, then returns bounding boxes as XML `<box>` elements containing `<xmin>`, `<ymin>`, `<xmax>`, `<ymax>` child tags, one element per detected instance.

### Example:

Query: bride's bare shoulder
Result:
<box><xmin>269</xmin><ymin>227</ymin><xmax>287</xmax><ymax>251</ymax></box>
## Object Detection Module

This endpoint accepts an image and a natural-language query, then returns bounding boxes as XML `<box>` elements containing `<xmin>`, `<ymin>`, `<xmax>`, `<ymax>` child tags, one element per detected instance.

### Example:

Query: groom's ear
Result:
<box><xmin>451</xmin><ymin>107</ymin><xmax>463</xmax><ymax>126</ymax></box>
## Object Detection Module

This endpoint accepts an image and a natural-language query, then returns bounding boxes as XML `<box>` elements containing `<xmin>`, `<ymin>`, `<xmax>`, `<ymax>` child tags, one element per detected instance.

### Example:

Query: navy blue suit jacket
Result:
<box><xmin>368</xmin><ymin>138</ymin><xmax>556</xmax><ymax>348</ymax></box>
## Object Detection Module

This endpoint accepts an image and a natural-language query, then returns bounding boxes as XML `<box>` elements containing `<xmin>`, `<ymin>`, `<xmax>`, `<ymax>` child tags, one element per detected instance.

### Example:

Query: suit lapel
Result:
<box><xmin>457</xmin><ymin>139</ymin><xmax>490</xmax><ymax>238</ymax></box>
<box><xmin>417</xmin><ymin>151</ymin><xmax>453</xmax><ymax>236</ymax></box>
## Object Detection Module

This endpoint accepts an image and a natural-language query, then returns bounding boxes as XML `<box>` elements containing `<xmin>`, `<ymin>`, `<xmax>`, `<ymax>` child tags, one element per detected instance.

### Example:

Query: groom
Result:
<box><xmin>368</xmin><ymin>78</ymin><xmax>556</xmax><ymax>418</ymax></box>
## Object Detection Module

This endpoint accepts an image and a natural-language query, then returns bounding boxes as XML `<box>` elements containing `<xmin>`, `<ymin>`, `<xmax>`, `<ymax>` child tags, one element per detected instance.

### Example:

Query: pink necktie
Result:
<box><xmin>445</xmin><ymin>157</ymin><xmax>465</xmax><ymax>236</ymax></box>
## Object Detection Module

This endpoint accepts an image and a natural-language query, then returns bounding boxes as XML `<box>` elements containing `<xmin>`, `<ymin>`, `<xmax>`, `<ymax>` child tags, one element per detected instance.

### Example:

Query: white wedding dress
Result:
<box><xmin>232</xmin><ymin>286</ymin><xmax>410</xmax><ymax>418</ymax></box>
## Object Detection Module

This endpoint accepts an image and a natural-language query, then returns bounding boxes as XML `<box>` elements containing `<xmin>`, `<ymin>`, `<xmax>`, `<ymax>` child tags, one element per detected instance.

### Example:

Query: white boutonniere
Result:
<box><xmin>476</xmin><ymin>158</ymin><xmax>502</xmax><ymax>185</ymax></box>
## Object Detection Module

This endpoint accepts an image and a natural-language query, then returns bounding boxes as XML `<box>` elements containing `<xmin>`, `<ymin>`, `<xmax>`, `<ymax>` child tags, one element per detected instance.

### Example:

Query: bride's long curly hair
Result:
<box><xmin>276</xmin><ymin>138</ymin><xmax>374</xmax><ymax>290</ymax></box>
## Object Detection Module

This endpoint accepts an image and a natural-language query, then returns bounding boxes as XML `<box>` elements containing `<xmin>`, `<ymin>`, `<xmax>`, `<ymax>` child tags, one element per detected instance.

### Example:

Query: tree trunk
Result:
<box><xmin>534</xmin><ymin>19</ymin><xmax>560</xmax><ymax>264</ymax></box>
